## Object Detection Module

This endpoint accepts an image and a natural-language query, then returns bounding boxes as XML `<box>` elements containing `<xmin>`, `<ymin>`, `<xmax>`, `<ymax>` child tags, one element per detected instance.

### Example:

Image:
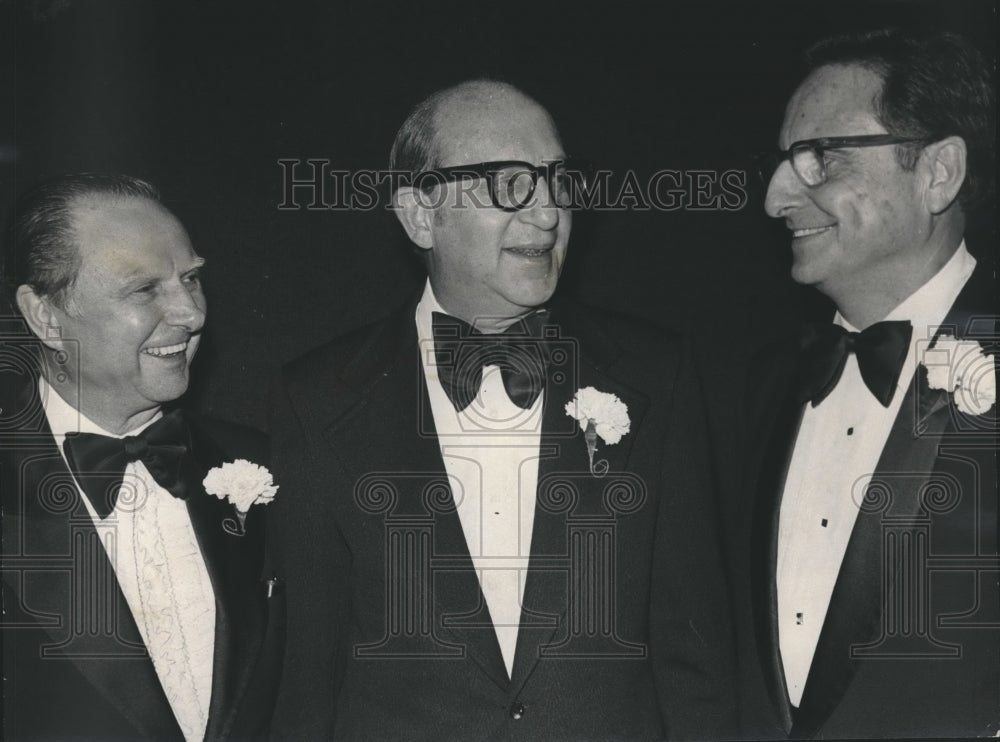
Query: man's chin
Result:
<box><xmin>140</xmin><ymin>373</ymin><xmax>192</xmax><ymax>407</ymax></box>
<box><xmin>789</xmin><ymin>259</ymin><xmax>827</xmax><ymax>288</ymax></box>
<box><xmin>504</xmin><ymin>280</ymin><xmax>559</xmax><ymax>311</ymax></box>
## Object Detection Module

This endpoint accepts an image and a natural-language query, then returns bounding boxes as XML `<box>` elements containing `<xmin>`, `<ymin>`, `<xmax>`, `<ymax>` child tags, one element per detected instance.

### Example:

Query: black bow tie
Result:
<box><xmin>798</xmin><ymin>320</ymin><xmax>913</xmax><ymax>408</ymax></box>
<box><xmin>431</xmin><ymin>310</ymin><xmax>549</xmax><ymax>412</ymax></box>
<box><xmin>63</xmin><ymin>409</ymin><xmax>194</xmax><ymax>518</ymax></box>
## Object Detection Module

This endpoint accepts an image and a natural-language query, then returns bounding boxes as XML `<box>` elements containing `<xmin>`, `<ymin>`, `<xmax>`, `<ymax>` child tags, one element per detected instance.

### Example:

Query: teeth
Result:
<box><xmin>508</xmin><ymin>247</ymin><xmax>551</xmax><ymax>256</ymax></box>
<box><xmin>143</xmin><ymin>342</ymin><xmax>187</xmax><ymax>357</ymax></box>
<box><xmin>792</xmin><ymin>226</ymin><xmax>833</xmax><ymax>238</ymax></box>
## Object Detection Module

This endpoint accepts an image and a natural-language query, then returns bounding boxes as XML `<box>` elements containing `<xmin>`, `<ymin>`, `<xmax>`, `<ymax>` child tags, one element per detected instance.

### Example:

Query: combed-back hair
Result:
<box><xmin>2</xmin><ymin>172</ymin><xmax>161</xmax><ymax>309</ymax></box>
<box><xmin>804</xmin><ymin>28</ymin><xmax>995</xmax><ymax>210</ymax></box>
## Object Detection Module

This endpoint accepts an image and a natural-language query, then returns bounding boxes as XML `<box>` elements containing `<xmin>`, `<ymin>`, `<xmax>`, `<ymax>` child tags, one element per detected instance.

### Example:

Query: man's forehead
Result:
<box><xmin>433</xmin><ymin>88</ymin><xmax>563</xmax><ymax>165</ymax></box>
<box><xmin>71</xmin><ymin>194</ymin><xmax>167</xmax><ymax>238</ymax></box>
<box><xmin>780</xmin><ymin>63</ymin><xmax>885</xmax><ymax>144</ymax></box>
<box><xmin>70</xmin><ymin>195</ymin><xmax>194</xmax><ymax>272</ymax></box>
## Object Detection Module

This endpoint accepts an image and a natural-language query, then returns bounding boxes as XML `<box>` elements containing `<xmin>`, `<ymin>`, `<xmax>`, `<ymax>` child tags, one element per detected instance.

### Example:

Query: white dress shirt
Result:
<box><xmin>777</xmin><ymin>242</ymin><xmax>976</xmax><ymax>707</ymax></box>
<box><xmin>416</xmin><ymin>282</ymin><xmax>544</xmax><ymax>678</ymax></box>
<box><xmin>43</xmin><ymin>379</ymin><xmax>216</xmax><ymax>742</ymax></box>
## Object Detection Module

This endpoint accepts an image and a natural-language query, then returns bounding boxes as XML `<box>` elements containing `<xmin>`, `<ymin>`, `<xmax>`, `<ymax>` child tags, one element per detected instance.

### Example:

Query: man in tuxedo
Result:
<box><xmin>742</xmin><ymin>29</ymin><xmax>998</xmax><ymax>739</ymax></box>
<box><xmin>0</xmin><ymin>173</ymin><xmax>282</xmax><ymax>741</ymax></box>
<box><xmin>269</xmin><ymin>79</ymin><xmax>736</xmax><ymax>740</ymax></box>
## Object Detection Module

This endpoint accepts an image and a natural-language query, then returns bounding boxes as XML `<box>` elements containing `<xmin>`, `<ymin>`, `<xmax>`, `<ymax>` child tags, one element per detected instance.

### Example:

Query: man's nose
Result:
<box><xmin>763</xmin><ymin>160</ymin><xmax>804</xmax><ymax>219</ymax></box>
<box><xmin>517</xmin><ymin>178</ymin><xmax>560</xmax><ymax>229</ymax></box>
<box><xmin>163</xmin><ymin>282</ymin><xmax>206</xmax><ymax>332</ymax></box>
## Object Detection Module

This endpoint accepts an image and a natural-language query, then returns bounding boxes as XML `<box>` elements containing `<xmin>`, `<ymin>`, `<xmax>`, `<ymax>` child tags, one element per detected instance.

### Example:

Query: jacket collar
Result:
<box><xmin>1</xmin><ymin>372</ymin><xmax>267</xmax><ymax>740</ymax></box>
<box><xmin>756</xmin><ymin>261</ymin><xmax>997</xmax><ymax>736</ymax></box>
<box><xmin>307</xmin><ymin>297</ymin><xmax>651</xmax><ymax>691</ymax></box>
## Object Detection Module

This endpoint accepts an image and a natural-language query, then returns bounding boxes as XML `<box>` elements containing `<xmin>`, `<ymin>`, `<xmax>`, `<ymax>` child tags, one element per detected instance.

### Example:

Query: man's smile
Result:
<box><xmin>503</xmin><ymin>244</ymin><xmax>554</xmax><ymax>258</ymax></box>
<box><xmin>141</xmin><ymin>340</ymin><xmax>190</xmax><ymax>358</ymax></box>
<box><xmin>790</xmin><ymin>225</ymin><xmax>835</xmax><ymax>238</ymax></box>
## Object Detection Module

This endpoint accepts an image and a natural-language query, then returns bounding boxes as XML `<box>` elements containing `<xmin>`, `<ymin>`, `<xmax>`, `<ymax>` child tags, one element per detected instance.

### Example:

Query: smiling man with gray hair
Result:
<box><xmin>1</xmin><ymin>173</ymin><xmax>282</xmax><ymax>741</ymax></box>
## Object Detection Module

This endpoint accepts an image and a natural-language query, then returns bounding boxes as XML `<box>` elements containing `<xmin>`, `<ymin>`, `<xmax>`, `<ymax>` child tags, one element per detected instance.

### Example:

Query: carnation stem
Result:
<box><xmin>223</xmin><ymin>509</ymin><xmax>248</xmax><ymax>537</ymax></box>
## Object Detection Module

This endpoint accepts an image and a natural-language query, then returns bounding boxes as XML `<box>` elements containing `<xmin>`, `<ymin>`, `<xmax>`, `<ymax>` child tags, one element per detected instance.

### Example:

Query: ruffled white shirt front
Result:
<box><xmin>43</xmin><ymin>380</ymin><xmax>215</xmax><ymax>741</ymax></box>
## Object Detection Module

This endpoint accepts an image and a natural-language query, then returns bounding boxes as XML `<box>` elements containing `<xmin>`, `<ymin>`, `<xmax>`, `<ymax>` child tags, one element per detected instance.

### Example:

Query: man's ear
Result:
<box><xmin>922</xmin><ymin>135</ymin><xmax>967</xmax><ymax>214</ymax></box>
<box><xmin>393</xmin><ymin>186</ymin><xmax>435</xmax><ymax>250</ymax></box>
<box><xmin>16</xmin><ymin>285</ymin><xmax>65</xmax><ymax>351</ymax></box>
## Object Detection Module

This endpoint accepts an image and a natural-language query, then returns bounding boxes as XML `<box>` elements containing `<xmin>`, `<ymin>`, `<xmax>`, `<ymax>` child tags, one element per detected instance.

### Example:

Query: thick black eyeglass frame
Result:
<box><xmin>757</xmin><ymin>134</ymin><xmax>929</xmax><ymax>187</ymax></box>
<box><xmin>413</xmin><ymin>158</ymin><xmax>593</xmax><ymax>212</ymax></box>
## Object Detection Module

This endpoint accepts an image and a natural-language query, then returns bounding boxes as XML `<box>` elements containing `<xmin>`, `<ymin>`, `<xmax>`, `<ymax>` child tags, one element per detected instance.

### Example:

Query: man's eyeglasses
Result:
<box><xmin>756</xmin><ymin>134</ymin><xmax>928</xmax><ymax>187</ymax></box>
<box><xmin>413</xmin><ymin>159</ymin><xmax>594</xmax><ymax>212</ymax></box>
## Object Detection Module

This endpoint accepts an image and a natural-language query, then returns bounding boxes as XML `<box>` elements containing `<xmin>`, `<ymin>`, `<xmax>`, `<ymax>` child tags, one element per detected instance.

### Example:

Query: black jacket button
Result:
<box><xmin>509</xmin><ymin>701</ymin><xmax>525</xmax><ymax>720</ymax></box>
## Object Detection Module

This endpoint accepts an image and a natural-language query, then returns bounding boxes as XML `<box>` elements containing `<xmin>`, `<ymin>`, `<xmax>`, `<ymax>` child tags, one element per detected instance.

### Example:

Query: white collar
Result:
<box><xmin>836</xmin><ymin>240</ymin><xmax>976</xmax><ymax>333</ymax></box>
<box><xmin>40</xmin><ymin>376</ymin><xmax>162</xmax><ymax>440</ymax></box>
<box><xmin>415</xmin><ymin>279</ymin><xmax>447</xmax><ymax>347</ymax></box>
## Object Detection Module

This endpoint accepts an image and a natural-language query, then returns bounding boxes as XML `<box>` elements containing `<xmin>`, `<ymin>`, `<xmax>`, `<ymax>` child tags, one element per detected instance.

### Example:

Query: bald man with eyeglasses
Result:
<box><xmin>267</xmin><ymin>79</ymin><xmax>738</xmax><ymax>741</ymax></box>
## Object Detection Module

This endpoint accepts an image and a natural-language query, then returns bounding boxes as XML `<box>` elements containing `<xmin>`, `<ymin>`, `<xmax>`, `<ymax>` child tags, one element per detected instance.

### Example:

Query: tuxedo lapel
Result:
<box><xmin>751</xmin><ymin>367</ymin><xmax>803</xmax><ymax>733</ymax></box>
<box><xmin>314</xmin><ymin>304</ymin><xmax>657</xmax><ymax>696</ymax></box>
<box><xmin>2</xmin><ymin>372</ymin><xmax>275</xmax><ymax>741</ymax></box>
<box><xmin>183</xmin><ymin>418</ymin><xmax>269</xmax><ymax>741</ymax></box>
<box><xmin>316</xmin><ymin>309</ymin><xmax>510</xmax><ymax>691</ymax></box>
<box><xmin>752</xmin><ymin>320</ymin><xmax>963</xmax><ymax>737</ymax></box>
<box><xmin>791</xmin><ymin>369</ymin><xmax>951</xmax><ymax>737</ymax></box>
<box><xmin>1</xmin><ymin>382</ymin><xmax>181</xmax><ymax>740</ymax></box>
<box><xmin>510</xmin><ymin>306</ymin><xmax>649</xmax><ymax>694</ymax></box>
<box><xmin>790</xmin><ymin>265</ymin><xmax>997</xmax><ymax>737</ymax></box>
<box><xmin>508</xmin><ymin>378</ymin><xmax>579</xmax><ymax>691</ymax></box>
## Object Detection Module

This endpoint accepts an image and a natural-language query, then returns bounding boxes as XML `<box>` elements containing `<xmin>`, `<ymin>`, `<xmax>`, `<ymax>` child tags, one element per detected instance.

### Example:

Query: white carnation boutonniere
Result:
<box><xmin>921</xmin><ymin>334</ymin><xmax>996</xmax><ymax>416</ymax></box>
<box><xmin>203</xmin><ymin>459</ymin><xmax>279</xmax><ymax>536</ymax></box>
<box><xmin>565</xmin><ymin>386</ymin><xmax>631</xmax><ymax>476</ymax></box>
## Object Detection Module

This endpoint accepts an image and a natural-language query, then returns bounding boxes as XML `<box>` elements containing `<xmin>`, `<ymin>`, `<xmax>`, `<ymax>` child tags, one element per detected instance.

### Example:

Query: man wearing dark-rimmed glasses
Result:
<box><xmin>268</xmin><ymin>78</ymin><xmax>738</xmax><ymax>740</ymax></box>
<box><xmin>412</xmin><ymin>159</ymin><xmax>592</xmax><ymax>212</ymax></box>
<box><xmin>732</xmin><ymin>28</ymin><xmax>998</xmax><ymax>741</ymax></box>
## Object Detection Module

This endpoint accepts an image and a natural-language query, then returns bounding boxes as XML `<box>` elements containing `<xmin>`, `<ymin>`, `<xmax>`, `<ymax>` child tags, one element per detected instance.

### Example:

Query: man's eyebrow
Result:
<box><xmin>114</xmin><ymin>256</ymin><xmax>207</xmax><ymax>287</ymax></box>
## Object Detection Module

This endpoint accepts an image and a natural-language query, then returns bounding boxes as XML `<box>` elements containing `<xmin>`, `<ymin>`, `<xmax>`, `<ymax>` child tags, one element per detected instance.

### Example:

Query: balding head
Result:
<box><xmin>390</xmin><ymin>80</ymin><xmax>557</xmax><ymax>178</ymax></box>
<box><xmin>390</xmin><ymin>79</ymin><xmax>570</xmax><ymax>326</ymax></box>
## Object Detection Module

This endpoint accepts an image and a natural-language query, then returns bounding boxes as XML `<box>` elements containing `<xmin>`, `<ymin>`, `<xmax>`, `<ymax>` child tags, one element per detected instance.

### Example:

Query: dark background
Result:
<box><xmin>2</xmin><ymin>0</ymin><xmax>996</xmax><ymax>430</ymax></box>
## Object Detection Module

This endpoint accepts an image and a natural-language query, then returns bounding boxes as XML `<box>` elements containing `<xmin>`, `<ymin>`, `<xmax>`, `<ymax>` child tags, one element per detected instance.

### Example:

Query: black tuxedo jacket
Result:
<box><xmin>0</xmin><ymin>374</ymin><xmax>284</xmax><ymax>741</ymax></box>
<box><xmin>268</xmin><ymin>297</ymin><xmax>738</xmax><ymax>741</ymax></box>
<box><xmin>730</xmin><ymin>263</ymin><xmax>1000</xmax><ymax>739</ymax></box>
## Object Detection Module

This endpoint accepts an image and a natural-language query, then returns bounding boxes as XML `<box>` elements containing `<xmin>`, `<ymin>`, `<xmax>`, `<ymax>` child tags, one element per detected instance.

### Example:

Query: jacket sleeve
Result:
<box><xmin>649</xmin><ymin>334</ymin><xmax>740</xmax><ymax>740</ymax></box>
<box><xmin>266</xmin><ymin>372</ymin><xmax>352</xmax><ymax>740</ymax></box>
